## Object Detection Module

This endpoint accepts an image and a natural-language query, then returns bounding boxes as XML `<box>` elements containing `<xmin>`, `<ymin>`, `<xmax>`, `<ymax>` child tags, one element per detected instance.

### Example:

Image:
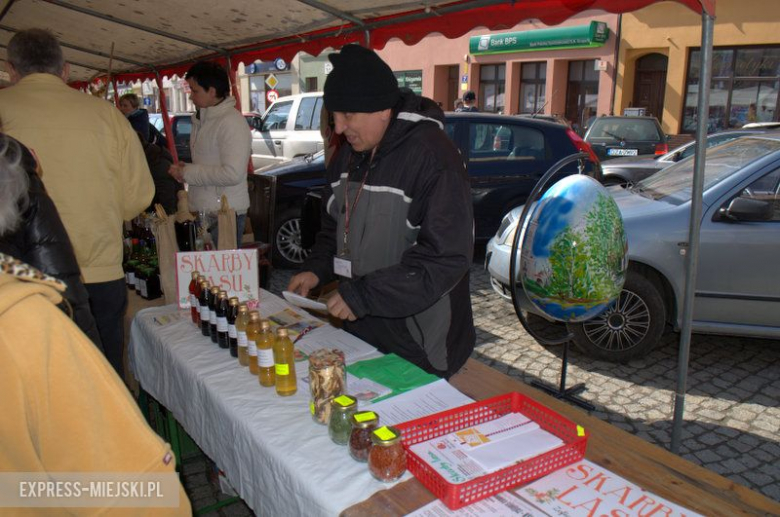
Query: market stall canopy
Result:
<box><xmin>0</xmin><ymin>0</ymin><xmax>713</xmax><ymax>86</ymax></box>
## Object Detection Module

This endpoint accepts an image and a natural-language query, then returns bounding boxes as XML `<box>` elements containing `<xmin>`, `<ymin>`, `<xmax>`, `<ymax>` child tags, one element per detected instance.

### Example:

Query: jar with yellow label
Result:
<box><xmin>368</xmin><ymin>426</ymin><xmax>406</xmax><ymax>482</ymax></box>
<box><xmin>349</xmin><ymin>411</ymin><xmax>379</xmax><ymax>462</ymax></box>
<box><xmin>328</xmin><ymin>395</ymin><xmax>357</xmax><ymax>445</ymax></box>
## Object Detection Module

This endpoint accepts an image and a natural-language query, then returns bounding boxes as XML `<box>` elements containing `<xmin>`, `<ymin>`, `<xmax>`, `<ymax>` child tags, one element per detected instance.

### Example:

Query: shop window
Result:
<box><xmin>520</xmin><ymin>62</ymin><xmax>546</xmax><ymax>114</ymax></box>
<box><xmin>683</xmin><ymin>46</ymin><xmax>780</xmax><ymax>132</ymax></box>
<box><xmin>479</xmin><ymin>64</ymin><xmax>505</xmax><ymax>113</ymax></box>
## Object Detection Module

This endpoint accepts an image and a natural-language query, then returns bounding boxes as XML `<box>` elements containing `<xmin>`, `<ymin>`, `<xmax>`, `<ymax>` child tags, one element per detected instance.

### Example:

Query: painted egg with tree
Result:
<box><xmin>520</xmin><ymin>175</ymin><xmax>627</xmax><ymax>322</ymax></box>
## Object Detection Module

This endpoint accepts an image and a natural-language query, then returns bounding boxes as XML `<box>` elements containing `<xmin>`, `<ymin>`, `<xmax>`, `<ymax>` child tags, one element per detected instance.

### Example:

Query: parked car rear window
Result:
<box><xmin>636</xmin><ymin>137</ymin><xmax>780</xmax><ymax>203</ymax></box>
<box><xmin>467</xmin><ymin>122</ymin><xmax>545</xmax><ymax>163</ymax></box>
<box><xmin>295</xmin><ymin>96</ymin><xmax>323</xmax><ymax>131</ymax></box>
<box><xmin>589</xmin><ymin>118</ymin><xmax>662</xmax><ymax>141</ymax></box>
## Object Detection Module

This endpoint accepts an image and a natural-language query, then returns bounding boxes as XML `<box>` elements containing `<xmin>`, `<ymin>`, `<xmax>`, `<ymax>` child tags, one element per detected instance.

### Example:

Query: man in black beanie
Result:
<box><xmin>289</xmin><ymin>44</ymin><xmax>476</xmax><ymax>378</ymax></box>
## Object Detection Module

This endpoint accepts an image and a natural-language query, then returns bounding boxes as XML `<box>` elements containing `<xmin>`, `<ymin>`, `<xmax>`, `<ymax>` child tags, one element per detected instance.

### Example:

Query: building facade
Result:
<box><xmin>616</xmin><ymin>0</ymin><xmax>779</xmax><ymax>135</ymax></box>
<box><xmin>377</xmin><ymin>11</ymin><xmax>620</xmax><ymax>132</ymax></box>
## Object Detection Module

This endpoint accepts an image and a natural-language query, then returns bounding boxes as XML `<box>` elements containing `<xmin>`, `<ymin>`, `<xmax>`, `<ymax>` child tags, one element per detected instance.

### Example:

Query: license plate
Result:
<box><xmin>607</xmin><ymin>148</ymin><xmax>639</xmax><ymax>156</ymax></box>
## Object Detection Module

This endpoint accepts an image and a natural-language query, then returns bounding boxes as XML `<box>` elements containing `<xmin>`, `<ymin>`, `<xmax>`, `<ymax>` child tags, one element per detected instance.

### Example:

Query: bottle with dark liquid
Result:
<box><xmin>208</xmin><ymin>286</ymin><xmax>220</xmax><ymax>343</ymax></box>
<box><xmin>216</xmin><ymin>291</ymin><xmax>229</xmax><ymax>349</ymax></box>
<box><xmin>199</xmin><ymin>280</ymin><xmax>211</xmax><ymax>337</ymax></box>
<box><xmin>189</xmin><ymin>271</ymin><xmax>201</xmax><ymax>325</ymax></box>
<box><xmin>227</xmin><ymin>297</ymin><xmax>239</xmax><ymax>357</ymax></box>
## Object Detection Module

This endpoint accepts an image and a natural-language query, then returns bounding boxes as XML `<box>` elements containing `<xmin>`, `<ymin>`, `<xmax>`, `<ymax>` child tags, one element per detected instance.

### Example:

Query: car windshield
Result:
<box><xmin>589</xmin><ymin>118</ymin><xmax>661</xmax><ymax>141</ymax></box>
<box><xmin>633</xmin><ymin>137</ymin><xmax>780</xmax><ymax>203</ymax></box>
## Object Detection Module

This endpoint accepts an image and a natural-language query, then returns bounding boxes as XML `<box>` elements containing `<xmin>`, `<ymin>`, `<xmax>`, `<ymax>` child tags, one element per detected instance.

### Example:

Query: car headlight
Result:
<box><xmin>501</xmin><ymin>224</ymin><xmax>518</xmax><ymax>246</ymax></box>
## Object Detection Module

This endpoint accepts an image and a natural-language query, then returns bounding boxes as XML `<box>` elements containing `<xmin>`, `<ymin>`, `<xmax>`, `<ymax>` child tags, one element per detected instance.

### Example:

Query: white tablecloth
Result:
<box><xmin>128</xmin><ymin>291</ymin><xmax>407</xmax><ymax>516</ymax></box>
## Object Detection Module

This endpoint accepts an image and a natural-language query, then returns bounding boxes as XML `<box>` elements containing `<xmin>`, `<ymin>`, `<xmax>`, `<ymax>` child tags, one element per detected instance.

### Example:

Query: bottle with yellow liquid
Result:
<box><xmin>273</xmin><ymin>328</ymin><xmax>297</xmax><ymax>396</ymax></box>
<box><xmin>257</xmin><ymin>320</ymin><xmax>276</xmax><ymax>387</ymax></box>
<box><xmin>236</xmin><ymin>304</ymin><xmax>249</xmax><ymax>366</ymax></box>
<box><xmin>246</xmin><ymin>311</ymin><xmax>261</xmax><ymax>375</ymax></box>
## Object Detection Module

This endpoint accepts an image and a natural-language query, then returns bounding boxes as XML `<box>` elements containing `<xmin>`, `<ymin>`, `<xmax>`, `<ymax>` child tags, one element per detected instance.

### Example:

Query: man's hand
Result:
<box><xmin>327</xmin><ymin>292</ymin><xmax>357</xmax><ymax>322</ymax></box>
<box><xmin>287</xmin><ymin>271</ymin><xmax>320</xmax><ymax>297</ymax></box>
<box><xmin>168</xmin><ymin>162</ymin><xmax>186</xmax><ymax>183</ymax></box>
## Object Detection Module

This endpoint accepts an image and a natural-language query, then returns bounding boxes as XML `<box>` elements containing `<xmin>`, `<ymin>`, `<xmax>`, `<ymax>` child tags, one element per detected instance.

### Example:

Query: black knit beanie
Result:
<box><xmin>324</xmin><ymin>44</ymin><xmax>400</xmax><ymax>113</ymax></box>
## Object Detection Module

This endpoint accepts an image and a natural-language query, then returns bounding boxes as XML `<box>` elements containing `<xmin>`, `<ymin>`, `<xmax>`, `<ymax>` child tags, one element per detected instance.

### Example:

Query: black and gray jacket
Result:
<box><xmin>304</xmin><ymin>90</ymin><xmax>475</xmax><ymax>378</ymax></box>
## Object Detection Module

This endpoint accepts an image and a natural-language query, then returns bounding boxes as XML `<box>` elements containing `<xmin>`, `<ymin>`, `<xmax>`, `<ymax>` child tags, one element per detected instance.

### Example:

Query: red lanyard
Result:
<box><xmin>343</xmin><ymin>155</ymin><xmax>372</xmax><ymax>254</ymax></box>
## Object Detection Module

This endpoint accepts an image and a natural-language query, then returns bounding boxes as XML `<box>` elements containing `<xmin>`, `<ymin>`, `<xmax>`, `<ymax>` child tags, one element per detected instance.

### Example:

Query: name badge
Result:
<box><xmin>334</xmin><ymin>256</ymin><xmax>353</xmax><ymax>279</ymax></box>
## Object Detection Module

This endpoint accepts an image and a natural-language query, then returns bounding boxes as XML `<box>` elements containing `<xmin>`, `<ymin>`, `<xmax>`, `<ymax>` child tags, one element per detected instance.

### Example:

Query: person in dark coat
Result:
<box><xmin>0</xmin><ymin>133</ymin><xmax>103</xmax><ymax>349</ymax></box>
<box><xmin>137</xmin><ymin>131</ymin><xmax>182</xmax><ymax>215</ymax></box>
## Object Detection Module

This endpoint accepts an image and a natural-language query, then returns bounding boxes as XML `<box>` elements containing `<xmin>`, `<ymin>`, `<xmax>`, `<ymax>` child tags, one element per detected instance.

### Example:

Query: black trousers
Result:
<box><xmin>86</xmin><ymin>279</ymin><xmax>128</xmax><ymax>377</ymax></box>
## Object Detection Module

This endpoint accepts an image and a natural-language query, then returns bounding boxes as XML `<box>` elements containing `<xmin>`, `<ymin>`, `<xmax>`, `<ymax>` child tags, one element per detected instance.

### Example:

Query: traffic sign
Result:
<box><xmin>265</xmin><ymin>73</ymin><xmax>278</xmax><ymax>89</ymax></box>
<box><xmin>266</xmin><ymin>89</ymin><xmax>279</xmax><ymax>103</ymax></box>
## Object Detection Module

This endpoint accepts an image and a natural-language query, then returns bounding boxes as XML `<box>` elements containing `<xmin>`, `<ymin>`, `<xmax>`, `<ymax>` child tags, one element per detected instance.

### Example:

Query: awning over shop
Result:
<box><xmin>0</xmin><ymin>0</ymin><xmax>713</xmax><ymax>88</ymax></box>
<box><xmin>469</xmin><ymin>21</ymin><xmax>609</xmax><ymax>55</ymax></box>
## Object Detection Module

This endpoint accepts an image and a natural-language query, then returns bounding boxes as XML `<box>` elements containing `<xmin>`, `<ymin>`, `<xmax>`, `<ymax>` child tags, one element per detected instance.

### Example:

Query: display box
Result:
<box><xmin>395</xmin><ymin>392</ymin><xmax>588</xmax><ymax>510</ymax></box>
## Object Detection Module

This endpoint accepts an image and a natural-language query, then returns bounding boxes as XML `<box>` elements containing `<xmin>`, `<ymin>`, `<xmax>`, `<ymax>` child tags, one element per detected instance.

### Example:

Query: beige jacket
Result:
<box><xmin>0</xmin><ymin>254</ymin><xmax>191</xmax><ymax>515</ymax></box>
<box><xmin>184</xmin><ymin>97</ymin><xmax>251</xmax><ymax>213</ymax></box>
<box><xmin>0</xmin><ymin>74</ymin><xmax>153</xmax><ymax>283</ymax></box>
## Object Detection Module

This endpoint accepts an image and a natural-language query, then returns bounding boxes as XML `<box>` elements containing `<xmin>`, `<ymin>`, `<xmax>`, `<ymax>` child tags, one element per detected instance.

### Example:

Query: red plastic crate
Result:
<box><xmin>395</xmin><ymin>392</ymin><xmax>588</xmax><ymax>510</ymax></box>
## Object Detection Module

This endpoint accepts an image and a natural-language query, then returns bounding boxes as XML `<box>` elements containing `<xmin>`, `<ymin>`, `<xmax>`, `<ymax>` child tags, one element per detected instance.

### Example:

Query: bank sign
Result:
<box><xmin>469</xmin><ymin>21</ymin><xmax>609</xmax><ymax>55</ymax></box>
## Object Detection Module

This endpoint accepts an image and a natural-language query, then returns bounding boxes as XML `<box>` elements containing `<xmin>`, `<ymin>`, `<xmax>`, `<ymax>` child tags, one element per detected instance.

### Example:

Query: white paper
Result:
<box><xmin>294</xmin><ymin>325</ymin><xmax>380</xmax><ymax>364</ymax></box>
<box><xmin>282</xmin><ymin>290</ymin><xmax>328</xmax><ymax>312</ymax></box>
<box><xmin>407</xmin><ymin>491</ymin><xmax>548</xmax><ymax>516</ymax></box>
<box><xmin>364</xmin><ymin>379</ymin><xmax>474</xmax><ymax>427</ymax></box>
<box><xmin>468</xmin><ymin>428</ymin><xmax>562</xmax><ymax>473</ymax></box>
<box><xmin>347</xmin><ymin>374</ymin><xmax>392</xmax><ymax>402</ymax></box>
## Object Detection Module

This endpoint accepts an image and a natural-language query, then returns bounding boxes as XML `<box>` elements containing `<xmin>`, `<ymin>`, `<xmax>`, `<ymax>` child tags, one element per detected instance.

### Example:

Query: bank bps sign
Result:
<box><xmin>469</xmin><ymin>21</ymin><xmax>609</xmax><ymax>55</ymax></box>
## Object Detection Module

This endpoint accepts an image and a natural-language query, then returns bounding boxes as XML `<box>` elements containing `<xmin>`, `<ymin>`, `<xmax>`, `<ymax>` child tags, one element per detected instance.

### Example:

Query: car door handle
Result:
<box><xmin>273</xmin><ymin>140</ymin><xmax>282</xmax><ymax>146</ymax></box>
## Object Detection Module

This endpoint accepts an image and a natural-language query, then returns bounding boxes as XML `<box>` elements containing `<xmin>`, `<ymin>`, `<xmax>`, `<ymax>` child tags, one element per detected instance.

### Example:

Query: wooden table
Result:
<box><xmin>343</xmin><ymin>359</ymin><xmax>780</xmax><ymax>516</ymax></box>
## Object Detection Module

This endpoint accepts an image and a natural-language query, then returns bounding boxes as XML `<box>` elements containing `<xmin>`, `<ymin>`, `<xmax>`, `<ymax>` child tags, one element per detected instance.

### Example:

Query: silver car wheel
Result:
<box><xmin>275</xmin><ymin>217</ymin><xmax>309</xmax><ymax>265</ymax></box>
<box><xmin>580</xmin><ymin>290</ymin><xmax>650</xmax><ymax>351</ymax></box>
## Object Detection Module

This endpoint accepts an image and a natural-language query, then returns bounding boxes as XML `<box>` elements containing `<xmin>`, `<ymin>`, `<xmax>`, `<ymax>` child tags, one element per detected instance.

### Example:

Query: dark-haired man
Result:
<box><xmin>456</xmin><ymin>90</ymin><xmax>479</xmax><ymax>112</ymax></box>
<box><xmin>0</xmin><ymin>28</ymin><xmax>153</xmax><ymax>377</ymax></box>
<box><xmin>168</xmin><ymin>61</ymin><xmax>251</xmax><ymax>246</ymax></box>
<box><xmin>288</xmin><ymin>45</ymin><xmax>476</xmax><ymax>378</ymax></box>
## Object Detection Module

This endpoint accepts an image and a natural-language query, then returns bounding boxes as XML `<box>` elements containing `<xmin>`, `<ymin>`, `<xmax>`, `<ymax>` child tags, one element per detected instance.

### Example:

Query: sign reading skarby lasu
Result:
<box><xmin>175</xmin><ymin>249</ymin><xmax>259</xmax><ymax>309</ymax></box>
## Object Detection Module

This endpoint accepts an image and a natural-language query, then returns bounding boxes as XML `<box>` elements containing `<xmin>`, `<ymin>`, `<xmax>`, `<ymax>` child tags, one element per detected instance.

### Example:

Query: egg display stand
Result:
<box><xmin>508</xmin><ymin>152</ymin><xmax>595</xmax><ymax>412</ymax></box>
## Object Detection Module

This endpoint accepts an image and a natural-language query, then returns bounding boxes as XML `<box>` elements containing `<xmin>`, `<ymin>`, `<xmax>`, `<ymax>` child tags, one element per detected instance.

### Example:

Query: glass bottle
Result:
<box><xmin>245</xmin><ymin>311</ymin><xmax>261</xmax><ymax>375</ymax></box>
<box><xmin>216</xmin><ymin>291</ymin><xmax>229</xmax><ymax>349</ymax></box>
<box><xmin>124</xmin><ymin>238</ymin><xmax>140</xmax><ymax>290</ymax></box>
<box><xmin>208</xmin><ymin>286</ymin><xmax>220</xmax><ymax>344</ymax></box>
<box><xmin>328</xmin><ymin>395</ymin><xmax>357</xmax><ymax>445</ymax></box>
<box><xmin>199</xmin><ymin>280</ymin><xmax>211</xmax><ymax>337</ymax></box>
<box><xmin>349</xmin><ymin>411</ymin><xmax>379</xmax><ymax>462</ymax></box>
<box><xmin>236</xmin><ymin>304</ymin><xmax>250</xmax><ymax>366</ymax></box>
<box><xmin>256</xmin><ymin>320</ymin><xmax>276</xmax><ymax>387</ymax></box>
<box><xmin>189</xmin><ymin>271</ymin><xmax>200</xmax><ymax>325</ymax></box>
<box><xmin>144</xmin><ymin>264</ymin><xmax>162</xmax><ymax>300</ymax></box>
<box><xmin>227</xmin><ymin>297</ymin><xmax>239</xmax><ymax>357</ymax></box>
<box><xmin>273</xmin><ymin>328</ymin><xmax>297</xmax><ymax>397</ymax></box>
<box><xmin>368</xmin><ymin>426</ymin><xmax>407</xmax><ymax>482</ymax></box>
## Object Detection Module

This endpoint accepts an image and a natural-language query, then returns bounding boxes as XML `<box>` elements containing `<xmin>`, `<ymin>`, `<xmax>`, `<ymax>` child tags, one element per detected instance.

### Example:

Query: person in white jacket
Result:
<box><xmin>169</xmin><ymin>61</ymin><xmax>251</xmax><ymax>246</ymax></box>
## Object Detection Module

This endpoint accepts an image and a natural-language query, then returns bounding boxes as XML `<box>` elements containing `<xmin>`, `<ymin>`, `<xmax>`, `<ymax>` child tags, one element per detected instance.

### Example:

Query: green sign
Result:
<box><xmin>469</xmin><ymin>21</ymin><xmax>609</xmax><ymax>55</ymax></box>
<box><xmin>394</xmin><ymin>70</ymin><xmax>422</xmax><ymax>95</ymax></box>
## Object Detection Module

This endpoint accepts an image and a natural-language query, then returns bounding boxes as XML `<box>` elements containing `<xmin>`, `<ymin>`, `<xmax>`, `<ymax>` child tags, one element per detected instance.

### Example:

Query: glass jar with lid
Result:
<box><xmin>368</xmin><ymin>426</ymin><xmax>406</xmax><ymax>482</ymax></box>
<box><xmin>327</xmin><ymin>395</ymin><xmax>357</xmax><ymax>445</ymax></box>
<box><xmin>308</xmin><ymin>349</ymin><xmax>346</xmax><ymax>425</ymax></box>
<box><xmin>349</xmin><ymin>411</ymin><xmax>379</xmax><ymax>462</ymax></box>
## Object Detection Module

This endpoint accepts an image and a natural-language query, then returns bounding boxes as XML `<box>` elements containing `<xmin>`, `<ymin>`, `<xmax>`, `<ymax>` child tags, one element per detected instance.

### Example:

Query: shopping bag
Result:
<box><xmin>217</xmin><ymin>194</ymin><xmax>237</xmax><ymax>250</ymax></box>
<box><xmin>153</xmin><ymin>204</ymin><xmax>180</xmax><ymax>305</ymax></box>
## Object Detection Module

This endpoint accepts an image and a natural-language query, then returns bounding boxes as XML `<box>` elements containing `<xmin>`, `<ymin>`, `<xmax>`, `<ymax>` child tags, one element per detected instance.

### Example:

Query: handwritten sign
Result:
<box><xmin>175</xmin><ymin>249</ymin><xmax>259</xmax><ymax>308</ymax></box>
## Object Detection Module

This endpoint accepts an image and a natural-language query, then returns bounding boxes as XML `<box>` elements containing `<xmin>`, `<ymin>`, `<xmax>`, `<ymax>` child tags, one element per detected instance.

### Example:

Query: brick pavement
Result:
<box><xmin>185</xmin><ymin>261</ymin><xmax>779</xmax><ymax>514</ymax></box>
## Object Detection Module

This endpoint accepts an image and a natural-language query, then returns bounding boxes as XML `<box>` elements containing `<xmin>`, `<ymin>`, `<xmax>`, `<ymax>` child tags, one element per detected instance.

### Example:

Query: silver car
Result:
<box><xmin>486</xmin><ymin>135</ymin><xmax>780</xmax><ymax>362</ymax></box>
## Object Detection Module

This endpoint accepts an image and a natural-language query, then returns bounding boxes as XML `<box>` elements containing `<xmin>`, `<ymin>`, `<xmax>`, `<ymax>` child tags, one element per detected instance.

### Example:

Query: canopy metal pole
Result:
<box><xmin>671</xmin><ymin>9</ymin><xmax>714</xmax><ymax>454</ymax></box>
<box><xmin>155</xmin><ymin>71</ymin><xmax>180</xmax><ymax>164</ymax></box>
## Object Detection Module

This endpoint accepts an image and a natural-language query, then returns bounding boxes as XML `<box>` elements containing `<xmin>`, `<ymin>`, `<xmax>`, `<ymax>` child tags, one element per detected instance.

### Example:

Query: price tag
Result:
<box><xmin>354</xmin><ymin>411</ymin><xmax>377</xmax><ymax>423</ymax></box>
<box><xmin>374</xmin><ymin>426</ymin><xmax>396</xmax><ymax>441</ymax></box>
<box><xmin>275</xmin><ymin>363</ymin><xmax>290</xmax><ymax>376</ymax></box>
<box><xmin>334</xmin><ymin>395</ymin><xmax>355</xmax><ymax>407</ymax></box>
<box><xmin>577</xmin><ymin>425</ymin><xmax>585</xmax><ymax>437</ymax></box>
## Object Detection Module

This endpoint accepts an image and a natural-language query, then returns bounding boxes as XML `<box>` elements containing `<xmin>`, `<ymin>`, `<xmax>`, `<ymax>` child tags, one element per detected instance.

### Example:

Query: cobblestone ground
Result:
<box><xmin>186</xmin><ymin>261</ymin><xmax>779</xmax><ymax>513</ymax></box>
